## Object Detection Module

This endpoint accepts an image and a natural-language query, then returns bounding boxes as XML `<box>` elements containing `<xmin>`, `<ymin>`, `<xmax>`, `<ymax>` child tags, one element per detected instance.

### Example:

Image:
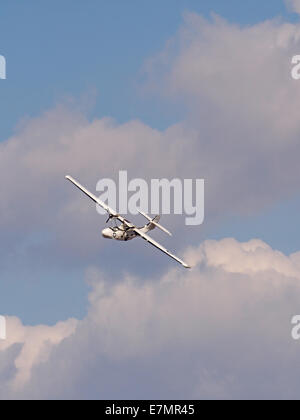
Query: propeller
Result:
<box><xmin>106</xmin><ymin>214</ymin><xmax>113</xmax><ymax>223</ymax></box>
<box><xmin>106</xmin><ymin>213</ymin><xmax>119</xmax><ymax>223</ymax></box>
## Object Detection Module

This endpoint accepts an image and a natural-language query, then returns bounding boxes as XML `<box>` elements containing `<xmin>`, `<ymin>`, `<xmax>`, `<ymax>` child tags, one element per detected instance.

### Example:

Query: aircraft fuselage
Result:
<box><xmin>102</xmin><ymin>224</ymin><xmax>137</xmax><ymax>241</ymax></box>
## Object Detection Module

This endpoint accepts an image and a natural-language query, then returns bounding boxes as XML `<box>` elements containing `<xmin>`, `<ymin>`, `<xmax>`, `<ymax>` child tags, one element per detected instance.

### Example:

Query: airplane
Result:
<box><xmin>65</xmin><ymin>175</ymin><xmax>191</xmax><ymax>269</ymax></box>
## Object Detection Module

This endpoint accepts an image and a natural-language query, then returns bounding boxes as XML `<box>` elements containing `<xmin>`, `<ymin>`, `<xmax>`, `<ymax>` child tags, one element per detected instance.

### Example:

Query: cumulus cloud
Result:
<box><xmin>145</xmin><ymin>13</ymin><xmax>300</xmax><ymax>212</ymax></box>
<box><xmin>1</xmin><ymin>238</ymin><xmax>300</xmax><ymax>399</ymax></box>
<box><xmin>0</xmin><ymin>316</ymin><xmax>77</xmax><ymax>393</ymax></box>
<box><xmin>0</xmin><ymin>105</ymin><xmax>191</xmax><ymax>272</ymax></box>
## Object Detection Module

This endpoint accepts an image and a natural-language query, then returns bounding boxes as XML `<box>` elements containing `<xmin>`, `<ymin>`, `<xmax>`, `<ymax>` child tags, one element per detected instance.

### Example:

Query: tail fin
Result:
<box><xmin>146</xmin><ymin>215</ymin><xmax>161</xmax><ymax>232</ymax></box>
<box><xmin>138</xmin><ymin>210</ymin><xmax>172</xmax><ymax>236</ymax></box>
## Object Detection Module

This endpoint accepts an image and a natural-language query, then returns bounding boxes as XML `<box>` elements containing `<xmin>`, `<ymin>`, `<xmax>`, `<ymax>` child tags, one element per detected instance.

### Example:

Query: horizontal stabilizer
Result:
<box><xmin>138</xmin><ymin>210</ymin><xmax>172</xmax><ymax>236</ymax></box>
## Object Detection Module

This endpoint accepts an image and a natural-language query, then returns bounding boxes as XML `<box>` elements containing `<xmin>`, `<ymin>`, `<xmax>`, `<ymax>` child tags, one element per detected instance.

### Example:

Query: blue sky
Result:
<box><xmin>2</xmin><ymin>2</ymin><xmax>300</xmax><ymax>400</ymax></box>
<box><xmin>0</xmin><ymin>0</ymin><xmax>294</xmax><ymax>140</ymax></box>
<box><xmin>1</xmin><ymin>0</ymin><xmax>299</xmax><ymax>323</ymax></box>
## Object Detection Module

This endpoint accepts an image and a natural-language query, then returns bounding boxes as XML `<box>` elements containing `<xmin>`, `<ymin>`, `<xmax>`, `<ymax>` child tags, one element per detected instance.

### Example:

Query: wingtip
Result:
<box><xmin>183</xmin><ymin>263</ymin><xmax>192</xmax><ymax>269</ymax></box>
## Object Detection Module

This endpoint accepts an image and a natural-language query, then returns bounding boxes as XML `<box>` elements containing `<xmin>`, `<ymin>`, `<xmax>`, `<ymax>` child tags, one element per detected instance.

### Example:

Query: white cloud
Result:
<box><xmin>0</xmin><ymin>316</ymin><xmax>77</xmax><ymax>392</ymax></box>
<box><xmin>144</xmin><ymin>13</ymin><xmax>300</xmax><ymax>213</ymax></box>
<box><xmin>1</xmin><ymin>238</ymin><xmax>300</xmax><ymax>399</ymax></box>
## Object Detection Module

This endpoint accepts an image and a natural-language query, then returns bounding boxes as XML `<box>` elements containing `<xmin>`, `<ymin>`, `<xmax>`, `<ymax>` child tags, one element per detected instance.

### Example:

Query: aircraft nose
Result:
<box><xmin>102</xmin><ymin>228</ymin><xmax>112</xmax><ymax>239</ymax></box>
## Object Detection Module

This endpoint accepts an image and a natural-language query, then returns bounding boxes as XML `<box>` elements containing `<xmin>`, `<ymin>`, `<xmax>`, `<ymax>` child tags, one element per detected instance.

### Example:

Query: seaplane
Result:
<box><xmin>65</xmin><ymin>175</ymin><xmax>191</xmax><ymax>269</ymax></box>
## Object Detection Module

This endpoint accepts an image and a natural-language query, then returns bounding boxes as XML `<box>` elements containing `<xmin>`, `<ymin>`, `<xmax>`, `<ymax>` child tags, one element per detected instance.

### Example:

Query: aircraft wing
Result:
<box><xmin>133</xmin><ymin>227</ymin><xmax>191</xmax><ymax>269</ymax></box>
<box><xmin>66</xmin><ymin>175</ymin><xmax>191</xmax><ymax>269</ymax></box>
<box><xmin>65</xmin><ymin>175</ymin><xmax>134</xmax><ymax>228</ymax></box>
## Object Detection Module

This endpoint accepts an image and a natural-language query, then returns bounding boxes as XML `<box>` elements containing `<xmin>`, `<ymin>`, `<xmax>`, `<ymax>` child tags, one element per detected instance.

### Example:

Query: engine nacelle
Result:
<box><xmin>102</xmin><ymin>228</ymin><xmax>113</xmax><ymax>239</ymax></box>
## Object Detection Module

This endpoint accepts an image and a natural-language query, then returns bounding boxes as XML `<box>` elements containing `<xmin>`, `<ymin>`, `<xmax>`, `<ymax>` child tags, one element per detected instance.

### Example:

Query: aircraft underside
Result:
<box><xmin>102</xmin><ymin>226</ymin><xmax>137</xmax><ymax>241</ymax></box>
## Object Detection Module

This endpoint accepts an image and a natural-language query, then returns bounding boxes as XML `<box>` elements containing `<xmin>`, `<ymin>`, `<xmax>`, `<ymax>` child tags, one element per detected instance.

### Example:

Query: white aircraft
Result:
<box><xmin>65</xmin><ymin>175</ymin><xmax>191</xmax><ymax>269</ymax></box>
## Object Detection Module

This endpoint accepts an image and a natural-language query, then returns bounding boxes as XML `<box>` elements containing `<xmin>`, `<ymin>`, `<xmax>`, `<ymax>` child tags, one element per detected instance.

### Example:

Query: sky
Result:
<box><xmin>1</xmin><ymin>0</ymin><xmax>300</xmax><ymax>399</ymax></box>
